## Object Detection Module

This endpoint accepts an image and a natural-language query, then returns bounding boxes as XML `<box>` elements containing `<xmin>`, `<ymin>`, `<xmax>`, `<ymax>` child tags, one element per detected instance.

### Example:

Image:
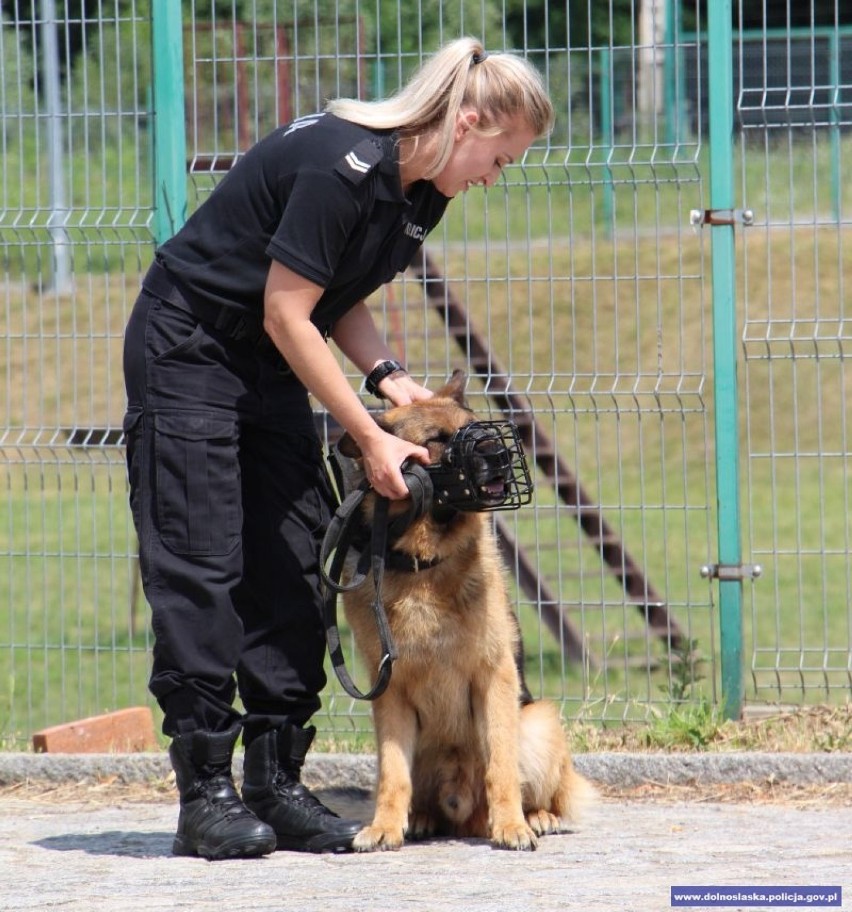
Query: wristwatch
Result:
<box><xmin>365</xmin><ymin>359</ymin><xmax>406</xmax><ymax>398</ymax></box>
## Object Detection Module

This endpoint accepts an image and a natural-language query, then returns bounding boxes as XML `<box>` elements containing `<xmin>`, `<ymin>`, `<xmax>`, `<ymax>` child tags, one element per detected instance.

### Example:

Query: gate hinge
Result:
<box><xmin>700</xmin><ymin>562</ymin><xmax>762</xmax><ymax>582</ymax></box>
<box><xmin>689</xmin><ymin>208</ymin><xmax>755</xmax><ymax>228</ymax></box>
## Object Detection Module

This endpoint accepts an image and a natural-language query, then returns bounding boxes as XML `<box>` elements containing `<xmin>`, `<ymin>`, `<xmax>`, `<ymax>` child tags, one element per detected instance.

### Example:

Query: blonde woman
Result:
<box><xmin>122</xmin><ymin>36</ymin><xmax>553</xmax><ymax>860</ymax></box>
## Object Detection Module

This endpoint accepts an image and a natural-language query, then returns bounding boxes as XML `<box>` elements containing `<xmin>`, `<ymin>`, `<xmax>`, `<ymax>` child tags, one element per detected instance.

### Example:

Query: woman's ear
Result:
<box><xmin>455</xmin><ymin>108</ymin><xmax>479</xmax><ymax>140</ymax></box>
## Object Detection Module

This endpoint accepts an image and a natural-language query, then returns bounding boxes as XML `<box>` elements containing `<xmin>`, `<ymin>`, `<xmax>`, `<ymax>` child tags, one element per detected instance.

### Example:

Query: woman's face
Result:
<box><xmin>431</xmin><ymin>111</ymin><xmax>537</xmax><ymax>198</ymax></box>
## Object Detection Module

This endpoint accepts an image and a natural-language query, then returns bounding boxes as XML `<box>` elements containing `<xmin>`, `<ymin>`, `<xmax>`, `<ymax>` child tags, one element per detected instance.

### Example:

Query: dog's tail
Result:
<box><xmin>518</xmin><ymin>699</ymin><xmax>598</xmax><ymax>823</ymax></box>
<box><xmin>553</xmin><ymin>756</ymin><xmax>598</xmax><ymax>823</ymax></box>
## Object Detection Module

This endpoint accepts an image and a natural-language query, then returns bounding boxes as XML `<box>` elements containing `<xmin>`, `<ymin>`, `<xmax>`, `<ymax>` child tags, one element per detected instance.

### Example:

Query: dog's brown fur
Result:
<box><xmin>339</xmin><ymin>371</ymin><xmax>593</xmax><ymax>852</ymax></box>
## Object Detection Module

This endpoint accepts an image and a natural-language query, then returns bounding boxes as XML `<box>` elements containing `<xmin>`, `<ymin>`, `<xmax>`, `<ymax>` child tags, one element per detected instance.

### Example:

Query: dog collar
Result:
<box><xmin>384</xmin><ymin>549</ymin><xmax>443</xmax><ymax>573</ymax></box>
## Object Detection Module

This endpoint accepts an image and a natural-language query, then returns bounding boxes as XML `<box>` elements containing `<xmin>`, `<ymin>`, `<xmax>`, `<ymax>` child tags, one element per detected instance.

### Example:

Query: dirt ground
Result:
<box><xmin>3</xmin><ymin>776</ymin><xmax>852</xmax><ymax>808</ymax></box>
<box><xmin>4</xmin><ymin>707</ymin><xmax>851</xmax><ymax>911</ymax></box>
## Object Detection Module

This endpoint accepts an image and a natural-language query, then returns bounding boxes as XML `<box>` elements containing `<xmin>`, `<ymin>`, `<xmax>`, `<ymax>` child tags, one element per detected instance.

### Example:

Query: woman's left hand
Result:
<box><xmin>379</xmin><ymin>372</ymin><xmax>434</xmax><ymax>406</ymax></box>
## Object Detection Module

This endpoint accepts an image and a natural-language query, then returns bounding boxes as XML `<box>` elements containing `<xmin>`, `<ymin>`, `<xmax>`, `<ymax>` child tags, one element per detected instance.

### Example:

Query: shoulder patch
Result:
<box><xmin>282</xmin><ymin>113</ymin><xmax>324</xmax><ymax>137</ymax></box>
<box><xmin>335</xmin><ymin>138</ymin><xmax>383</xmax><ymax>184</ymax></box>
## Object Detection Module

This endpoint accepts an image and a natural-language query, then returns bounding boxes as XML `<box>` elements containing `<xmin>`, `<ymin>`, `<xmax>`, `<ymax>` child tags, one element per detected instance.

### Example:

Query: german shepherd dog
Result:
<box><xmin>336</xmin><ymin>371</ymin><xmax>593</xmax><ymax>852</ymax></box>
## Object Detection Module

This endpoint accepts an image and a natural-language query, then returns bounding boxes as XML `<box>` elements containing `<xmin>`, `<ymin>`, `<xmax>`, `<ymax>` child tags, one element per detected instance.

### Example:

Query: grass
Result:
<box><xmin>568</xmin><ymin>703</ymin><xmax>852</xmax><ymax>755</ymax></box>
<box><xmin>311</xmin><ymin>697</ymin><xmax>852</xmax><ymax>756</ymax></box>
<box><xmin>3</xmin><ymin>128</ymin><xmax>852</xmax><ymax>745</ymax></box>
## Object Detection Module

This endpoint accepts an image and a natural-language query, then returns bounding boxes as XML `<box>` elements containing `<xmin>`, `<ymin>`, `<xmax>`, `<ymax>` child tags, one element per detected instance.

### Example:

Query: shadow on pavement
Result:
<box><xmin>35</xmin><ymin>830</ymin><xmax>173</xmax><ymax>858</ymax></box>
<box><xmin>32</xmin><ymin>789</ymin><xmax>375</xmax><ymax>859</ymax></box>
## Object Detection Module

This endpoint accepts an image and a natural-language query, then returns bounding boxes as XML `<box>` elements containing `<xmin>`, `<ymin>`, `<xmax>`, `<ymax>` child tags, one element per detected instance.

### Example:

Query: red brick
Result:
<box><xmin>32</xmin><ymin>707</ymin><xmax>159</xmax><ymax>753</ymax></box>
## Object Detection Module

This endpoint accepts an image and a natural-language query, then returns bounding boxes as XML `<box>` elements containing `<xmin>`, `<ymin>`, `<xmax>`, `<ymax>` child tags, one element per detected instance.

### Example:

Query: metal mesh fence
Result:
<box><xmin>1</xmin><ymin>1</ymin><xmax>152</xmax><ymax>745</ymax></box>
<box><xmin>2</xmin><ymin>1</ymin><xmax>850</xmax><ymax>749</ymax></box>
<box><xmin>174</xmin><ymin>2</ymin><xmax>717</xmax><ymax>736</ymax></box>
<box><xmin>734</xmin><ymin>24</ymin><xmax>852</xmax><ymax>700</ymax></box>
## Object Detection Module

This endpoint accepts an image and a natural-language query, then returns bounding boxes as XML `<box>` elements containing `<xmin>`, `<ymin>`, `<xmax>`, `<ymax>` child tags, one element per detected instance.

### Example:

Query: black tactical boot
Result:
<box><xmin>169</xmin><ymin>724</ymin><xmax>277</xmax><ymax>860</ymax></box>
<box><xmin>242</xmin><ymin>724</ymin><xmax>362</xmax><ymax>853</ymax></box>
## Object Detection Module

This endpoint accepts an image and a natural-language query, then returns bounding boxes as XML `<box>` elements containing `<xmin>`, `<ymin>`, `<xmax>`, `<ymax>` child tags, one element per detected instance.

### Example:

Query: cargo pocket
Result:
<box><xmin>153</xmin><ymin>412</ymin><xmax>241</xmax><ymax>556</ymax></box>
<box><xmin>122</xmin><ymin>407</ymin><xmax>145</xmax><ymax>538</ymax></box>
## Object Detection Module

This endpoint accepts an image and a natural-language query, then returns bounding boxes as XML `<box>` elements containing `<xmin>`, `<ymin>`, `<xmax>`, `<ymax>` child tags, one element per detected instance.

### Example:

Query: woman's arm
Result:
<box><xmin>330</xmin><ymin>300</ymin><xmax>433</xmax><ymax>406</ymax></box>
<box><xmin>263</xmin><ymin>261</ymin><xmax>429</xmax><ymax>498</ymax></box>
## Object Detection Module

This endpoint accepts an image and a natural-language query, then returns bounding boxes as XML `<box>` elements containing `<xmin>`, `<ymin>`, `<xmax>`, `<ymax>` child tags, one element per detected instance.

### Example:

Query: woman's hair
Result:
<box><xmin>325</xmin><ymin>37</ymin><xmax>554</xmax><ymax>179</ymax></box>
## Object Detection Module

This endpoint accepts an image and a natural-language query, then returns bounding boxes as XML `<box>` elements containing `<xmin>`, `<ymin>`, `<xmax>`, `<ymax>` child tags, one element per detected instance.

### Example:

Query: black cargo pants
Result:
<box><xmin>123</xmin><ymin>284</ymin><xmax>336</xmax><ymax>741</ymax></box>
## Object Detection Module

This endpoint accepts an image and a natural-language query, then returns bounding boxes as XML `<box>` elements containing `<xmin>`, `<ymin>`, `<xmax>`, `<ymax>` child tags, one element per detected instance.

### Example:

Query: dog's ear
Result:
<box><xmin>337</xmin><ymin>412</ymin><xmax>393</xmax><ymax>459</ymax></box>
<box><xmin>336</xmin><ymin>430</ymin><xmax>362</xmax><ymax>458</ymax></box>
<box><xmin>434</xmin><ymin>369</ymin><xmax>468</xmax><ymax>406</ymax></box>
<box><xmin>336</xmin><ymin>409</ymin><xmax>393</xmax><ymax>458</ymax></box>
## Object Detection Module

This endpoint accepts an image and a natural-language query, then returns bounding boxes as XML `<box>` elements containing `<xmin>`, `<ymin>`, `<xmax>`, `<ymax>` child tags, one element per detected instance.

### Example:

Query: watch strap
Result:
<box><xmin>365</xmin><ymin>360</ymin><xmax>406</xmax><ymax>398</ymax></box>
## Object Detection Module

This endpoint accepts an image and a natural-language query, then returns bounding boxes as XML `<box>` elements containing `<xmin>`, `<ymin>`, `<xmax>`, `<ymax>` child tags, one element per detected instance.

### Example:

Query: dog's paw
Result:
<box><xmin>526</xmin><ymin>809</ymin><xmax>564</xmax><ymax>836</ymax></box>
<box><xmin>352</xmin><ymin>824</ymin><xmax>406</xmax><ymax>852</ymax></box>
<box><xmin>408</xmin><ymin>812</ymin><xmax>438</xmax><ymax>841</ymax></box>
<box><xmin>491</xmin><ymin>821</ymin><xmax>538</xmax><ymax>851</ymax></box>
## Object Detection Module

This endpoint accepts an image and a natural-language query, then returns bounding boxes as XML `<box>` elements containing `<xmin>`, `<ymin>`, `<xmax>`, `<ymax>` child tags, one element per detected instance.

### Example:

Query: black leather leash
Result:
<box><xmin>320</xmin><ymin>464</ymin><xmax>434</xmax><ymax>701</ymax></box>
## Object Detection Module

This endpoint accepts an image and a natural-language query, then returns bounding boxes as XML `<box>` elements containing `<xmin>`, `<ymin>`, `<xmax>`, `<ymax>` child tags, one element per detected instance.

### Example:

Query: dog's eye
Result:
<box><xmin>424</xmin><ymin>432</ymin><xmax>452</xmax><ymax>448</ymax></box>
<box><xmin>422</xmin><ymin>433</ymin><xmax>452</xmax><ymax>464</ymax></box>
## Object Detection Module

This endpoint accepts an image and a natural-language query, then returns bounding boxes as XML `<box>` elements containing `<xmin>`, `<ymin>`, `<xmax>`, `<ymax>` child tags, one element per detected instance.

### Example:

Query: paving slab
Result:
<box><xmin>1</xmin><ymin>752</ymin><xmax>850</xmax><ymax>912</ymax></box>
<box><xmin>2</xmin><ymin>789</ymin><xmax>849</xmax><ymax>912</ymax></box>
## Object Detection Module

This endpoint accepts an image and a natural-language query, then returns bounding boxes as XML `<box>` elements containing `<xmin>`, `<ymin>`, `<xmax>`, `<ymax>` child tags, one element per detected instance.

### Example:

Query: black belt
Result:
<box><xmin>142</xmin><ymin>260</ymin><xmax>278</xmax><ymax>357</ymax></box>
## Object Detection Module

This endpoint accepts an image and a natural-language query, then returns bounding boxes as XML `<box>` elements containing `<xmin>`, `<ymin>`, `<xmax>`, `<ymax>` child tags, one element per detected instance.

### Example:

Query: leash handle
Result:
<box><xmin>320</xmin><ymin>487</ymin><xmax>398</xmax><ymax>701</ymax></box>
<box><xmin>324</xmin><ymin>621</ymin><xmax>395</xmax><ymax>702</ymax></box>
<box><xmin>319</xmin><ymin>483</ymin><xmax>370</xmax><ymax>593</ymax></box>
<box><xmin>318</xmin><ymin>462</ymin><xmax>435</xmax><ymax>701</ymax></box>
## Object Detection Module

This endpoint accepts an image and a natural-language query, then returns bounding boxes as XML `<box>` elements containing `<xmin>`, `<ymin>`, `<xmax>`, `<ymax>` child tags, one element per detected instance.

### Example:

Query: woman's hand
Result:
<box><xmin>378</xmin><ymin>372</ymin><xmax>434</xmax><ymax>406</ymax></box>
<box><xmin>357</xmin><ymin>426</ymin><xmax>430</xmax><ymax>500</ymax></box>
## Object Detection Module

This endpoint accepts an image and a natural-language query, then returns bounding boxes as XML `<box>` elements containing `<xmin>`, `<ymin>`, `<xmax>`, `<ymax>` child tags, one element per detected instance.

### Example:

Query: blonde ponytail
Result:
<box><xmin>326</xmin><ymin>37</ymin><xmax>554</xmax><ymax>179</ymax></box>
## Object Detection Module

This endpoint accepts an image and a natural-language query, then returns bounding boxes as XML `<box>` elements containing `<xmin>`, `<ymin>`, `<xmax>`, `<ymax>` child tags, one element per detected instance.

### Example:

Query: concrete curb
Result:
<box><xmin>0</xmin><ymin>752</ymin><xmax>375</xmax><ymax>792</ymax></box>
<box><xmin>1</xmin><ymin>751</ymin><xmax>851</xmax><ymax>791</ymax></box>
<box><xmin>572</xmin><ymin>751</ymin><xmax>852</xmax><ymax>787</ymax></box>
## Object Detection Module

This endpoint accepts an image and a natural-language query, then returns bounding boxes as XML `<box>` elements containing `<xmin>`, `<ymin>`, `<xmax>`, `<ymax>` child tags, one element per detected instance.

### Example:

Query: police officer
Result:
<box><xmin>123</xmin><ymin>36</ymin><xmax>553</xmax><ymax>860</ymax></box>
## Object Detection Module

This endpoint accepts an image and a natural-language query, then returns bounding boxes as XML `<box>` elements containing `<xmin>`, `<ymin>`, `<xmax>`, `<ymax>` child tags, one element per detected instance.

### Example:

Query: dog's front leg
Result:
<box><xmin>353</xmin><ymin>692</ymin><xmax>417</xmax><ymax>852</ymax></box>
<box><xmin>474</xmin><ymin>662</ymin><xmax>538</xmax><ymax>851</ymax></box>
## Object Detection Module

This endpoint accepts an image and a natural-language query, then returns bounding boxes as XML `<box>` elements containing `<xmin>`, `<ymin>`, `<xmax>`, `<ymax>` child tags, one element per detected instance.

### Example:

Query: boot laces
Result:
<box><xmin>273</xmin><ymin>771</ymin><xmax>340</xmax><ymax>819</ymax></box>
<box><xmin>200</xmin><ymin>774</ymin><xmax>253</xmax><ymax>820</ymax></box>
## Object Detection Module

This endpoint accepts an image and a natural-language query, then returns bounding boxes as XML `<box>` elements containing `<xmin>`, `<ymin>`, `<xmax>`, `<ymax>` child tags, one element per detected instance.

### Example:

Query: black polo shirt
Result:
<box><xmin>157</xmin><ymin>113</ymin><xmax>450</xmax><ymax>334</ymax></box>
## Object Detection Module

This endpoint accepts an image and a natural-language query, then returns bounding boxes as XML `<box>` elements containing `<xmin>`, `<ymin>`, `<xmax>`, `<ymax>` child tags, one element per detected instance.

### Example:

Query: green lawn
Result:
<box><xmin>3</xmin><ymin>131</ymin><xmax>852</xmax><ymax>747</ymax></box>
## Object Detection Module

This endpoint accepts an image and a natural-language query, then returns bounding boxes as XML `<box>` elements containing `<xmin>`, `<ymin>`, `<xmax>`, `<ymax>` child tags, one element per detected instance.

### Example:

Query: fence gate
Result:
<box><xmin>731</xmin><ymin>18</ymin><xmax>852</xmax><ymax>704</ymax></box>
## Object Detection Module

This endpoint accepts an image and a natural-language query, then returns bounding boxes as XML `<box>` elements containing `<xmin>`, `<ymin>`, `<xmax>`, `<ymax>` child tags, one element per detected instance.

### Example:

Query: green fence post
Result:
<box><xmin>706</xmin><ymin>0</ymin><xmax>743</xmax><ymax>720</ymax></box>
<box><xmin>830</xmin><ymin>29</ymin><xmax>841</xmax><ymax>223</ymax></box>
<box><xmin>151</xmin><ymin>0</ymin><xmax>187</xmax><ymax>244</ymax></box>
<box><xmin>664</xmin><ymin>0</ymin><xmax>682</xmax><ymax>150</ymax></box>
<box><xmin>599</xmin><ymin>47</ymin><xmax>614</xmax><ymax>235</ymax></box>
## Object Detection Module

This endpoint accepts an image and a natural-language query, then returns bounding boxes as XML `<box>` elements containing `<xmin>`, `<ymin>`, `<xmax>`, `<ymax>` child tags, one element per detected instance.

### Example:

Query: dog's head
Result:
<box><xmin>337</xmin><ymin>367</ymin><xmax>470</xmax><ymax>456</ymax></box>
<box><xmin>336</xmin><ymin>370</ymin><xmax>531</xmax><ymax>513</ymax></box>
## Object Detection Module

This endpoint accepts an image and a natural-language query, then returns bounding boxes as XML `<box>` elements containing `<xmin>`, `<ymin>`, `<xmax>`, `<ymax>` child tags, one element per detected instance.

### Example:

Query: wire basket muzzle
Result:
<box><xmin>428</xmin><ymin>420</ymin><xmax>533</xmax><ymax>512</ymax></box>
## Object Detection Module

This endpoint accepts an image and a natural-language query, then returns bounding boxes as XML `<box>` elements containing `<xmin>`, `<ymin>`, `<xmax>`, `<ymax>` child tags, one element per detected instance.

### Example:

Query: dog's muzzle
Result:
<box><xmin>425</xmin><ymin>421</ymin><xmax>533</xmax><ymax>512</ymax></box>
<box><xmin>328</xmin><ymin>421</ymin><xmax>533</xmax><ymax>516</ymax></box>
